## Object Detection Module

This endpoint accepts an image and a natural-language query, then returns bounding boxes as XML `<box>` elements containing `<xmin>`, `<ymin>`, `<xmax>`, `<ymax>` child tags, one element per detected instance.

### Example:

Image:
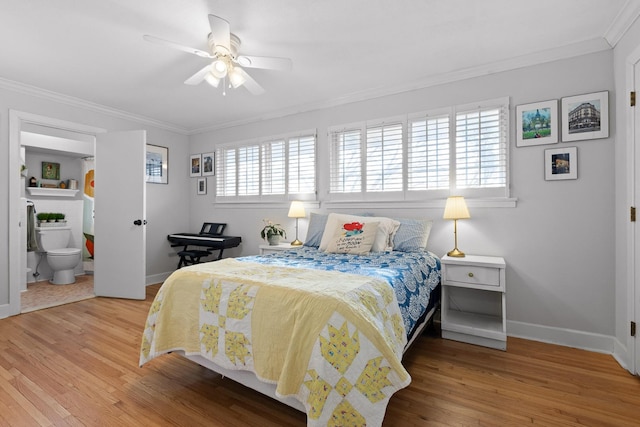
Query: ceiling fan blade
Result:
<box><xmin>184</xmin><ymin>64</ymin><xmax>212</xmax><ymax>85</ymax></box>
<box><xmin>236</xmin><ymin>67</ymin><xmax>265</xmax><ymax>95</ymax></box>
<box><xmin>143</xmin><ymin>35</ymin><xmax>212</xmax><ymax>58</ymax></box>
<box><xmin>208</xmin><ymin>14</ymin><xmax>231</xmax><ymax>52</ymax></box>
<box><xmin>236</xmin><ymin>55</ymin><xmax>293</xmax><ymax>71</ymax></box>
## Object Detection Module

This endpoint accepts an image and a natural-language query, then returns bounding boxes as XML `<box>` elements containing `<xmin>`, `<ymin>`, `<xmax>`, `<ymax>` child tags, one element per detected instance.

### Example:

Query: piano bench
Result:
<box><xmin>177</xmin><ymin>249</ymin><xmax>212</xmax><ymax>268</ymax></box>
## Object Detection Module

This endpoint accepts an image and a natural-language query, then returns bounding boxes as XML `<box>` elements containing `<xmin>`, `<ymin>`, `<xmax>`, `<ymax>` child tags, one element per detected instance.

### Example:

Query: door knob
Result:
<box><xmin>133</xmin><ymin>219</ymin><xmax>147</xmax><ymax>226</ymax></box>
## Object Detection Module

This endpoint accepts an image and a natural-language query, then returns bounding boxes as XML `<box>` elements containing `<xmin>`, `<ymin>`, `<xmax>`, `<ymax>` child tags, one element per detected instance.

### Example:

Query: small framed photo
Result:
<box><xmin>197</xmin><ymin>177</ymin><xmax>207</xmax><ymax>195</ymax></box>
<box><xmin>42</xmin><ymin>162</ymin><xmax>60</xmax><ymax>180</ymax></box>
<box><xmin>202</xmin><ymin>152</ymin><xmax>215</xmax><ymax>176</ymax></box>
<box><xmin>190</xmin><ymin>154</ymin><xmax>202</xmax><ymax>177</ymax></box>
<box><xmin>516</xmin><ymin>100</ymin><xmax>558</xmax><ymax>147</ymax></box>
<box><xmin>145</xmin><ymin>144</ymin><xmax>168</xmax><ymax>184</ymax></box>
<box><xmin>561</xmin><ymin>91</ymin><xmax>609</xmax><ymax>142</ymax></box>
<box><xmin>545</xmin><ymin>146</ymin><xmax>577</xmax><ymax>181</ymax></box>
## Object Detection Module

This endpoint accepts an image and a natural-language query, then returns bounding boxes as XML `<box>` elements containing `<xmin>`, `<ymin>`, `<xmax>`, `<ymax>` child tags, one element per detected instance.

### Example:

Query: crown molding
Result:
<box><xmin>191</xmin><ymin>37</ymin><xmax>612</xmax><ymax>135</ymax></box>
<box><xmin>0</xmin><ymin>77</ymin><xmax>189</xmax><ymax>135</ymax></box>
<box><xmin>604</xmin><ymin>0</ymin><xmax>640</xmax><ymax>47</ymax></box>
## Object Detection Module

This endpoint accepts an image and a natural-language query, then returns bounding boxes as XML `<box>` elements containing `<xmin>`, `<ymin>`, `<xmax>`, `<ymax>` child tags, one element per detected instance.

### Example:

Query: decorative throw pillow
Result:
<box><xmin>319</xmin><ymin>213</ymin><xmax>400</xmax><ymax>252</ymax></box>
<box><xmin>303</xmin><ymin>212</ymin><xmax>328</xmax><ymax>247</ymax></box>
<box><xmin>325</xmin><ymin>221</ymin><xmax>379</xmax><ymax>255</ymax></box>
<box><xmin>393</xmin><ymin>218</ymin><xmax>433</xmax><ymax>252</ymax></box>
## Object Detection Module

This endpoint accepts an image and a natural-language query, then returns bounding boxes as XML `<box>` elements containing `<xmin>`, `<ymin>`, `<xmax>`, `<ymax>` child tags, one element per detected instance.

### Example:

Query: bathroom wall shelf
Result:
<box><xmin>26</xmin><ymin>187</ymin><xmax>79</xmax><ymax>197</ymax></box>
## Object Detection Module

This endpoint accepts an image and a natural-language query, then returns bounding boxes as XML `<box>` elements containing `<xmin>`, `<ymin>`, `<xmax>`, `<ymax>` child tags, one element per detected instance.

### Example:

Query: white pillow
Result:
<box><xmin>325</xmin><ymin>221</ymin><xmax>379</xmax><ymax>255</ymax></box>
<box><xmin>319</xmin><ymin>213</ymin><xmax>400</xmax><ymax>252</ymax></box>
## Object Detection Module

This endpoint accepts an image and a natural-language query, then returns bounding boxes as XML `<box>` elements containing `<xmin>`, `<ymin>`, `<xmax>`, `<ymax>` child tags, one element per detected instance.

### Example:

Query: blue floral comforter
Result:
<box><xmin>239</xmin><ymin>247</ymin><xmax>441</xmax><ymax>338</ymax></box>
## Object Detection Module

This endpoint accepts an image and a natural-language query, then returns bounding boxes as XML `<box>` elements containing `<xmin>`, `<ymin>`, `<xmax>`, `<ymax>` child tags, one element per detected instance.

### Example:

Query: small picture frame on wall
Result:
<box><xmin>145</xmin><ymin>144</ymin><xmax>168</xmax><ymax>184</ymax></box>
<box><xmin>516</xmin><ymin>100</ymin><xmax>558</xmax><ymax>147</ymax></box>
<box><xmin>190</xmin><ymin>154</ymin><xmax>202</xmax><ymax>177</ymax></box>
<box><xmin>202</xmin><ymin>152</ymin><xmax>215</xmax><ymax>176</ymax></box>
<box><xmin>42</xmin><ymin>162</ymin><xmax>60</xmax><ymax>180</ymax></box>
<box><xmin>561</xmin><ymin>91</ymin><xmax>609</xmax><ymax>142</ymax></box>
<box><xmin>197</xmin><ymin>177</ymin><xmax>207</xmax><ymax>195</ymax></box>
<box><xmin>545</xmin><ymin>146</ymin><xmax>577</xmax><ymax>181</ymax></box>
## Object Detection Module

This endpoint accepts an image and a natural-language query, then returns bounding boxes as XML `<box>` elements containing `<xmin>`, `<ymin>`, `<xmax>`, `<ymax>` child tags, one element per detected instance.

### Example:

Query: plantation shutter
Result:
<box><xmin>216</xmin><ymin>147</ymin><xmax>236</xmax><ymax>197</ymax></box>
<box><xmin>455</xmin><ymin>103</ymin><xmax>507</xmax><ymax>189</ymax></box>
<box><xmin>238</xmin><ymin>145</ymin><xmax>260</xmax><ymax>196</ymax></box>
<box><xmin>329</xmin><ymin>127</ymin><xmax>362</xmax><ymax>193</ymax></box>
<box><xmin>408</xmin><ymin>115</ymin><xmax>450</xmax><ymax>190</ymax></box>
<box><xmin>288</xmin><ymin>135</ymin><xmax>316</xmax><ymax>194</ymax></box>
<box><xmin>366</xmin><ymin>122</ymin><xmax>403</xmax><ymax>192</ymax></box>
<box><xmin>261</xmin><ymin>140</ymin><xmax>286</xmax><ymax>195</ymax></box>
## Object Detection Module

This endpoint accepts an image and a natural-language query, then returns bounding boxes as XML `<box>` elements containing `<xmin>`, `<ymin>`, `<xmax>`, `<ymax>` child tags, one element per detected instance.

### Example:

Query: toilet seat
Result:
<box><xmin>47</xmin><ymin>248</ymin><xmax>81</xmax><ymax>256</ymax></box>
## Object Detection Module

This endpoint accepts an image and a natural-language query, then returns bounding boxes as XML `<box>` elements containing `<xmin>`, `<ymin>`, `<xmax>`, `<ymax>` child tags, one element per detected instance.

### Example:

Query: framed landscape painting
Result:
<box><xmin>516</xmin><ymin>100</ymin><xmax>558</xmax><ymax>147</ymax></box>
<box><xmin>561</xmin><ymin>91</ymin><xmax>609</xmax><ymax>142</ymax></box>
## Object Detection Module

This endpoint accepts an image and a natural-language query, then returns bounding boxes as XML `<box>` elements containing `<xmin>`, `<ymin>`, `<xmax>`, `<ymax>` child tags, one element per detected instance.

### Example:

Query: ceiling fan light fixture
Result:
<box><xmin>229</xmin><ymin>67</ymin><xmax>246</xmax><ymax>88</ymax></box>
<box><xmin>211</xmin><ymin>59</ymin><xmax>228</xmax><ymax>78</ymax></box>
<box><xmin>204</xmin><ymin>72</ymin><xmax>220</xmax><ymax>87</ymax></box>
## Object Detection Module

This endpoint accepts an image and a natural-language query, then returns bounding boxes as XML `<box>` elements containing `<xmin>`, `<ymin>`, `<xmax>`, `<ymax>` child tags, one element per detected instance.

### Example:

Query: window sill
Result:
<box><xmin>322</xmin><ymin>198</ymin><xmax>517</xmax><ymax>209</ymax></box>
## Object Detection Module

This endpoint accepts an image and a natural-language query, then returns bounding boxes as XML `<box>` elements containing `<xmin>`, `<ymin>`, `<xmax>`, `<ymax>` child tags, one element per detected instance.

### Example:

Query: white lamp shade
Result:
<box><xmin>443</xmin><ymin>196</ymin><xmax>470</xmax><ymax>220</ymax></box>
<box><xmin>288</xmin><ymin>201</ymin><xmax>306</xmax><ymax>218</ymax></box>
<box><xmin>204</xmin><ymin>72</ymin><xmax>220</xmax><ymax>87</ymax></box>
<box><xmin>210</xmin><ymin>59</ymin><xmax>228</xmax><ymax>79</ymax></box>
<box><xmin>228</xmin><ymin>67</ymin><xmax>246</xmax><ymax>88</ymax></box>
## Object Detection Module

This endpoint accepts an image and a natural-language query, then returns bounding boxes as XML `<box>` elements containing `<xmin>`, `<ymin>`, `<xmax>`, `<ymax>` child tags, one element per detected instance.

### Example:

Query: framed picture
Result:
<box><xmin>516</xmin><ymin>100</ymin><xmax>558</xmax><ymax>147</ymax></box>
<box><xmin>42</xmin><ymin>162</ymin><xmax>60</xmax><ymax>180</ymax></box>
<box><xmin>545</xmin><ymin>146</ymin><xmax>577</xmax><ymax>181</ymax></box>
<box><xmin>202</xmin><ymin>152</ymin><xmax>215</xmax><ymax>176</ymax></box>
<box><xmin>197</xmin><ymin>177</ymin><xmax>207</xmax><ymax>195</ymax></box>
<box><xmin>145</xmin><ymin>144</ymin><xmax>168</xmax><ymax>184</ymax></box>
<box><xmin>190</xmin><ymin>154</ymin><xmax>202</xmax><ymax>177</ymax></box>
<box><xmin>561</xmin><ymin>91</ymin><xmax>609</xmax><ymax>142</ymax></box>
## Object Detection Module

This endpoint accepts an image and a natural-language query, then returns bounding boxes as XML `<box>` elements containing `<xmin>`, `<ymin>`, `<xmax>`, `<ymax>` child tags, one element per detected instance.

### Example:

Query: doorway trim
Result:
<box><xmin>6</xmin><ymin>110</ymin><xmax>105</xmax><ymax>317</ymax></box>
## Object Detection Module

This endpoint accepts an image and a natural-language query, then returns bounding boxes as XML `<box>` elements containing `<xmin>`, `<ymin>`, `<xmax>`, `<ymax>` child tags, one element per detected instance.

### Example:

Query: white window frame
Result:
<box><xmin>327</xmin><ymin>98</ymin><xmax>511</xmax><ymax>203</ymax></box>
<box><xmin>215</xmin><ymin>130</ymin><xmax>317</xmax><ymax>204</ymax></box>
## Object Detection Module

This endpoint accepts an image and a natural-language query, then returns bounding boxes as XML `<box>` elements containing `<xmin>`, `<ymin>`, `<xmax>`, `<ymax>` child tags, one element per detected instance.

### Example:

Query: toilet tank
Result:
<box><xmin>35</xmin><ymin>226</ymin><xmax>71</xmax><ymax>251</ymax></box>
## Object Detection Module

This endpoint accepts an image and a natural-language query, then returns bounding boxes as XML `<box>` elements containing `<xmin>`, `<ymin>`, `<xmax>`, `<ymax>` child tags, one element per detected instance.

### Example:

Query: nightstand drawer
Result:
<box><xmin>445</xmin><ymin>264</ymin><xmax>501</xmax><ymax>287</ymax></box>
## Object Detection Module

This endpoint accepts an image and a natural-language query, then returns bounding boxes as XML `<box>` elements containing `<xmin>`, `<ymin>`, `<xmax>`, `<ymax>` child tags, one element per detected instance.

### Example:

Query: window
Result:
<box><xmin>216</xmin><ymin>131</ymin><xmax>317</xmax><ymax>201</ymax></box>
<box><xmin>329</xmin><ymin>97</ymin><xmax>509</xmax><ymax>200</ymax></box>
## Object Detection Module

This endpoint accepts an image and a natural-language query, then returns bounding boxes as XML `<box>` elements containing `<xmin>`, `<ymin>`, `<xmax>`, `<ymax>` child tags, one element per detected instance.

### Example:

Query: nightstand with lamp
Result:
<box><xmin>440</xmin><ymin>196</ymin><xmax>507</xmax><ymax>350</ymax></box>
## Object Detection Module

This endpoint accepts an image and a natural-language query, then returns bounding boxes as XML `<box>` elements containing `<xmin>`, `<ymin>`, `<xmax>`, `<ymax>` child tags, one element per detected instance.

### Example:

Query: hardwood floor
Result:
<box><xmin>0</xmin><ymin>284</ymin><xmax>638</xmax><ymax>426</ymax></box>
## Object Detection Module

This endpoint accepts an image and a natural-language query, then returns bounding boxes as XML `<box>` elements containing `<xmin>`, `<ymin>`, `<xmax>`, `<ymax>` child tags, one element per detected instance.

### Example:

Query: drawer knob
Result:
<box><xmin>468</xmin><ymin>272</ymin><xmax>474</xmax><ymax>278</ymax></box>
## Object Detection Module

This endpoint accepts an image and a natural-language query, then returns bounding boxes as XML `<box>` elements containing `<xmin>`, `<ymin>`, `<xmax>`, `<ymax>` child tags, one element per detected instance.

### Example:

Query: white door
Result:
<box><xmin>94</xmin><ymin>130</ymin><xmax>147</xmax><ymax>299</ymax></box>
<box><xmin>635</xmin><ymin>62</ymin><xmax>640</xmax><ymax>375</ymax></box>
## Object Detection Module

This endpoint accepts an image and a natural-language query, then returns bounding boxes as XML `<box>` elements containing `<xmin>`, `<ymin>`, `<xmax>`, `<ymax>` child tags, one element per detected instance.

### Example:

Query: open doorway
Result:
<box><xmin>7</xmin><ymin>111</ymin><xmax>105</xmax><ymax>317</ymax></box>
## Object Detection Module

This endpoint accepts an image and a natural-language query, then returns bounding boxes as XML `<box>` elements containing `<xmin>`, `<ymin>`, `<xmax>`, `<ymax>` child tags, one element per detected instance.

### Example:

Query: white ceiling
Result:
<box><xmin>0</xmin><ymin>0</ymin><xmax>637</xmax><ymax>134</ymax></box>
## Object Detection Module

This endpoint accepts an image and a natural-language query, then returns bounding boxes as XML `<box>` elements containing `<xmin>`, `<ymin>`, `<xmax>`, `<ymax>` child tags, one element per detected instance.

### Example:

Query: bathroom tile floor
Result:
<box><xmin>21</xmin><ymin>274</ymin><xmax>94</xmax><ymax>313</ymax></box>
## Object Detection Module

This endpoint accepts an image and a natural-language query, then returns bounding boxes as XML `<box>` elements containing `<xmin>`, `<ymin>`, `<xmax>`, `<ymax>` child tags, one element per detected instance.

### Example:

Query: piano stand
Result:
<box><xmin>176</xmin><ymin>247</ymin><xmax>228</xmax><ymax>268</ymax></box>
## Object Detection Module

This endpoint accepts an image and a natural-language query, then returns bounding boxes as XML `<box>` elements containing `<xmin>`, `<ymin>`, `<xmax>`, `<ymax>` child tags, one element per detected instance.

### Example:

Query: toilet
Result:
<box><xmin>35</xmin><ymin>226</ymin><xmax>81</xmax><ymax>285</ymax></box>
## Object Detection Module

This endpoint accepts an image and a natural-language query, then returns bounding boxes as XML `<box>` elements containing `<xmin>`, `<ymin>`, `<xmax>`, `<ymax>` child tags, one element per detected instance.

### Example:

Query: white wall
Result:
<box><xmin>0</xmin><ymin>85</ymin><xmax>191</xmax><ymax>308</ymax></box>
<box><xmin>190</xmin><ymin>50</ymin><xmax>616</xmax><ymax>350</ymax></box>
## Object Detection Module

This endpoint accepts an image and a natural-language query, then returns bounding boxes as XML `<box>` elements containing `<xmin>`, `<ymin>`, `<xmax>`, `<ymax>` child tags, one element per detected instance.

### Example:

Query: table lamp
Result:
<box><xmin>288</xmin><ymin>201</ymin><xmax>306</xmax><ymax>246</ymax></box>
<box><xmin>443</xmin><ymin>196</ymin><xmax>470</xmax><ymax>257</ymax></box>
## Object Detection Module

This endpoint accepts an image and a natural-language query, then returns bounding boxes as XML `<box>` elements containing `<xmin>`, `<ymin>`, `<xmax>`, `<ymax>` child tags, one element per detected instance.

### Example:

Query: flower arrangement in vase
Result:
<box><xmin>260</xmin><ymin>219</ymin><xmax>286</xmax><ymax>245</ymax></box>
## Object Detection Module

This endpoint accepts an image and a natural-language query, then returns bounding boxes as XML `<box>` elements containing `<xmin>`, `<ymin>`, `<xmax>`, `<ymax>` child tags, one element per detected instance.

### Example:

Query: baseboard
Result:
<box><xmin>507</xmin><ymin>320</ymin><xmax>615</xmax><ymax>355</ymax></box>
<box><xmin>146</xmin><ymin>271</ymin><xmax>172</xmax><ymax>286</ymax></box>
<box><xmin>613</xmin><ymin>337</ymin><xmax>633</xmax><ymax>373</ymax></box>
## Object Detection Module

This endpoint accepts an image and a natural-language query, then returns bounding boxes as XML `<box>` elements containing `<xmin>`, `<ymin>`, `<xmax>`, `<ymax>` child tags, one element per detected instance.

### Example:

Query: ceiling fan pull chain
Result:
<box><xmin>222</xmin><ymin>76</ymin><xmax>227</xmax><ymax>96</ymax></box>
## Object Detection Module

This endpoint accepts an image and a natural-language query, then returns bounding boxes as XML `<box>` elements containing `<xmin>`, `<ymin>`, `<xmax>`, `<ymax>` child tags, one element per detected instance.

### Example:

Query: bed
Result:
<box><xmin>140</xmin><ymin>213</ymin><xmax>441</xmax><ymax>426</ymax></box>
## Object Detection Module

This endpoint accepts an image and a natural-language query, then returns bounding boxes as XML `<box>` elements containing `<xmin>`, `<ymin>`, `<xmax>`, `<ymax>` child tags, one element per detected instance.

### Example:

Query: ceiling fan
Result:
<box><xmin>144</xmin><ymin>14</ymin><xmax>292</xmax><ymax>95</ymax></box>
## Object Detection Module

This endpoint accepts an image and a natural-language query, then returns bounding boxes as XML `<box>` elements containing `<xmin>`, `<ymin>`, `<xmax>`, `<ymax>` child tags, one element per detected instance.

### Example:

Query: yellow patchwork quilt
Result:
<box><xmin>140</xmin><ymin>258</ymin><xmax>410</xmax><ymax>426</ymax></box>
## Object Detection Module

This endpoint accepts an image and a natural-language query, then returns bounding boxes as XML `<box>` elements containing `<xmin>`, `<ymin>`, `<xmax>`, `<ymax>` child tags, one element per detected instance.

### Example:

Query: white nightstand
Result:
<box><xmin>259</xmin><ymin>243</ymin><xmax>302</xmax><ymax>255</ymax></box>
<box><xmin>440</xmin><ymin>254</ymin><xmax>507</xmax><ymax>350</ymax></box>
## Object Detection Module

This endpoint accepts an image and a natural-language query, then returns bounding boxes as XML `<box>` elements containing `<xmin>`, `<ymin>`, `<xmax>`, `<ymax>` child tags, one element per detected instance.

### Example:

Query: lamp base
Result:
<box><xmin>446</xmin><ymin>248</ymin><xmax>466</xmax><ymax>257</ymax></box>
<box><xmin>290</xmin><ymin>239</ymin><xmax>303</xmax><ymax>246</ymax></box>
